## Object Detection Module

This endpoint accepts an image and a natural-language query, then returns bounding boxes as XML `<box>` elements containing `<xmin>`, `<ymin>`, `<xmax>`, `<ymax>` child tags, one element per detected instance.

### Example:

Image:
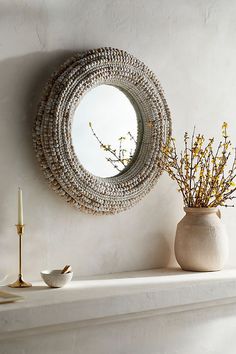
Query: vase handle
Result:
<box><xmin>217</xmin><ymin>209</ymin><xmax>221</xmax><ymax>219</ymax></box>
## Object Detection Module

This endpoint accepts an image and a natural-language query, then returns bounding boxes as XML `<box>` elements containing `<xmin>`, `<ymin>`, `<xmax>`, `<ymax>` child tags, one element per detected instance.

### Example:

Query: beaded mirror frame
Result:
<box><xmin>33</xmin><ymin>47</ymin><xmax>171</xmax><ymax>215</ymax></box>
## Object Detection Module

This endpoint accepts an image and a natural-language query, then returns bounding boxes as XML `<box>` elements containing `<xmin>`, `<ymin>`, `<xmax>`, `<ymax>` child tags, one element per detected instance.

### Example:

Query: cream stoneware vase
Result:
<box><xmin>175</xmin><ymin>207</ymin><xmax>229</xmax><ymax>272</ymax></box>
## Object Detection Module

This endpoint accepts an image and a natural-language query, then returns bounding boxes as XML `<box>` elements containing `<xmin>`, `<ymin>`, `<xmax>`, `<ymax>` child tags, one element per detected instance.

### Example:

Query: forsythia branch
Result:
<box><xmin>160</xmin><ymin>122</ymin><xmax>236</xmax><ymax>208</ymax></box>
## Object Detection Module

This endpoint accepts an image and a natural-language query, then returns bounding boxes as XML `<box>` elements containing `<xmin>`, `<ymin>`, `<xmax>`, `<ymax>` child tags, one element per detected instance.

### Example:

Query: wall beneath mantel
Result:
<box><xmin>1</xmin><ymin>0</ymin><xmax>236</xmax><ymax>281</ymax></box>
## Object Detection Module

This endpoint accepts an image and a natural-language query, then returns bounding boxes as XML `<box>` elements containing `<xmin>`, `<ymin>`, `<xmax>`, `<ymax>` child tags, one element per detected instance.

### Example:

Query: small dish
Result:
<box><xmin>41</xmin><ymin>270</ymin><xmax>73</xmax><ymax>288</ymax></box>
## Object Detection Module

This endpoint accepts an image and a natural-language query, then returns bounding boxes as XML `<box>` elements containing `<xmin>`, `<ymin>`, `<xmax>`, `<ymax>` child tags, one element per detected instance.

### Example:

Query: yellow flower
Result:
<box><xmin>192</xmin><ymin>147</ymin><xmax>200</xmax><ymax>156</ymax></box>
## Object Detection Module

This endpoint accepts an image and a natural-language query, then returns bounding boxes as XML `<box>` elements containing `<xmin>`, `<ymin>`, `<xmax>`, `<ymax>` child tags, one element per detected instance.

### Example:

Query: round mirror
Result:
<box><xmin>72</xmin><ymin>85</ymin><xmax>140</xmax><ymax>178</ymax></box>
<box><xmin>34</xmin><ymin>48</ymin><xmax>171</xmax><ymax>214</ymax></box>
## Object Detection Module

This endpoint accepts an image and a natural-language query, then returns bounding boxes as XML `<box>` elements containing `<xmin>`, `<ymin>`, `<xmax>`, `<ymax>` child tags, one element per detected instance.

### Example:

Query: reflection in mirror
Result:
<box><xmin>72</xmin><ymin>85</ymin><xmax>139</xmax><ymax>178</ymax></box>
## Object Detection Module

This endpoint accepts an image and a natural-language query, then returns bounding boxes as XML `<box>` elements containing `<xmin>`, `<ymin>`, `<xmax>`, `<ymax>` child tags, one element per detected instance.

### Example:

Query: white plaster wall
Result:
<box><xmin>1</xmin><ymin>0</ymin><xmax>236</xmax><ymax>281</ymax></box>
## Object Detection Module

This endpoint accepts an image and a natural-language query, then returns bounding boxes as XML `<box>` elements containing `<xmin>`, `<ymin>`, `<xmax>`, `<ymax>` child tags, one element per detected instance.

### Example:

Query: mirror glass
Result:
<box><xmin>72</xmin><ymin>84</ymin><xmax>139</xmax><ymax>178</ymax></box>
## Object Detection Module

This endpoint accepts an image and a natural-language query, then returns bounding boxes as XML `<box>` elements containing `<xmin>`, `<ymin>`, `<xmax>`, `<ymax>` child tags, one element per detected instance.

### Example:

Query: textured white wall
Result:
<box><xmin>1</xmin><ymin>0</ymin><xmax>236</xmax><ymax>281</ymax></box>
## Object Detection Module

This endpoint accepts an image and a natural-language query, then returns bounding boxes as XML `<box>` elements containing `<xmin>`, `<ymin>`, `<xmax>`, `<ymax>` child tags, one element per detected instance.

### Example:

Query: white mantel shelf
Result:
<box><xmin>1</xmin><ymin>268</ymin><xmax>236</xmax><ymax>339</ymax></box>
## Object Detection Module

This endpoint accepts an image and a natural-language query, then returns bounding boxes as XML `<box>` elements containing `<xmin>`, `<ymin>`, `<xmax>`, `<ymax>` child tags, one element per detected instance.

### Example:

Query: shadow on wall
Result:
<box><xmin>138</xmin><ymin>230</ymin><xmax>172</xmax><ymax>270</ymax></box>
<box><xmin>0</xmin><ymin>50</ymin><xmax>79</xmax><ymax>235</ymax></box>
<box><xmin>0</xmin><ymin>49</ymin><xmax>78</xmax><ymax>157</ymax></box>
<box><xmin>1</xmin><ymin>50</ymin><xmax>76</xmax><ymax>123</ymax></box>
<box><xmin>98</xmin><ymin>228</ymin><xmax>172</xmax><ymax>273</ymax></box>
<box><xmin>0</xmin><ymin>50</ymin><xmax>84</xmax><ymax>183</ymax></box>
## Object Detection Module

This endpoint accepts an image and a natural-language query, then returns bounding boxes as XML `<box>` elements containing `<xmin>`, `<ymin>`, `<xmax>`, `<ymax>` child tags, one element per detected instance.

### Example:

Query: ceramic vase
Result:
<box><xmin>175</xmin><ymin>207</ymin><xmax>228</xmax><ymax>272</ymax></box>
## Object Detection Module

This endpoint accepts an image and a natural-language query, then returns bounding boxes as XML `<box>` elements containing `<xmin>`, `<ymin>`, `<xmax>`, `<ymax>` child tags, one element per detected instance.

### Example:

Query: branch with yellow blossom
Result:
<box><xmin>89</xmin><ymin>122</ymin><xmax>136</xmax><ymax>172</ymax></box>
<box><xmin>160</xmin><ymin>122</ymin><xmax>236</xmax><ymax>208</ymax></box>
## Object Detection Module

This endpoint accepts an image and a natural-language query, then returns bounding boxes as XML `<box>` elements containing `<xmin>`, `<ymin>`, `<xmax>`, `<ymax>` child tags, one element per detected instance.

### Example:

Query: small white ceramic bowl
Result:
<box><xmin>41</xmin><ymin>270</ymin><xmax>73</xmax><ymax>288</ymax></box>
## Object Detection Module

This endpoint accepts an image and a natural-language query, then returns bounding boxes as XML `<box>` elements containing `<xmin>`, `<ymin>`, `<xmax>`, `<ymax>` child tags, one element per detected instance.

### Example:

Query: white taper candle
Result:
<box><xmin>18</xmin><ymin>188</ymin><xmax>24</xmax><ymax>225</ymax></box>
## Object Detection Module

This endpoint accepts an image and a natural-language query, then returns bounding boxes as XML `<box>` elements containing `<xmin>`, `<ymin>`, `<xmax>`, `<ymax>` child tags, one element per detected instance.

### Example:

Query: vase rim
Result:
<box><xmin>184</xmin><ymin>207</ymin><xmax>219</xmax><ymax>213</ymax></box>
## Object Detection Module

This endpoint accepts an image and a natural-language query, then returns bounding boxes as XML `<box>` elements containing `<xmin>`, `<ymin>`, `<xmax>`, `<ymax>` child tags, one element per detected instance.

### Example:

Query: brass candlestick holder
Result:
<box><xmin>8</xmin><ymin>224</ymin><xmax>32</xmax><ymax>288</ymax></box>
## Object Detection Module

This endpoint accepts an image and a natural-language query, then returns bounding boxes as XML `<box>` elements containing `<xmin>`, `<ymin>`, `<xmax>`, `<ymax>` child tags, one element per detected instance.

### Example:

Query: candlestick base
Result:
<box><xmin>8</xmin><ymin>275</ymin><xmax>32</xmax><ymax>288</ymax></box>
